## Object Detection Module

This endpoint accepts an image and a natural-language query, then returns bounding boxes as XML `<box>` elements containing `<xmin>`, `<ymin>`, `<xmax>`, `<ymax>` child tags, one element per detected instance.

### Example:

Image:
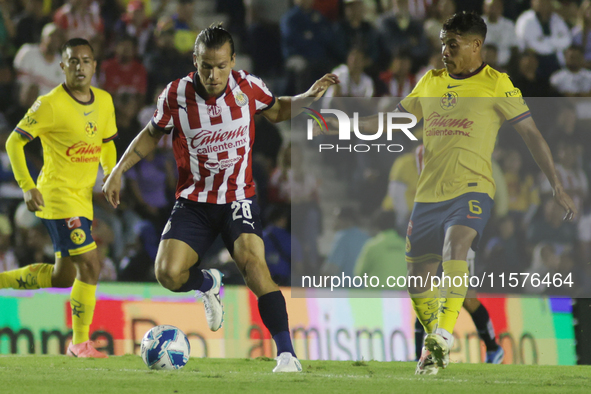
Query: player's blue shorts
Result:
<box><xmin>405</xmin><ymin>192</ymin><xmax>493</xmax><ymax>264</ymax></box>
<box><xmin>41</xmin><ymin>217</ymin><xmax>96</xmax><ymax>258</ymax></box>
<box><xmin>161</xmin><ymin>196</ymin><xmax>263</xmax><ymax>259</ymax></box>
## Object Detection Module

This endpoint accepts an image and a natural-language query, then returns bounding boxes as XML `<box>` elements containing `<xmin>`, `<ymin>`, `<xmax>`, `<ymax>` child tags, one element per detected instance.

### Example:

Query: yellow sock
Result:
<box><xmin>70</xmin><ymin>279</ymin><xmax>97</xmax><ymax>345</ymax></box>
<box><xmin>0</xmin><ymin>263</ymin><xmax>54</xmax><ymax>289</ymax></box>
<box><xmin>437</xmin><ymin>260</ymin><xmax>470</xmax><ymax>334</ymax></box>
<box><xmin>410</xmin><ymin>287</ymin><xmax>439</xmax><ymax>334</ymax></box>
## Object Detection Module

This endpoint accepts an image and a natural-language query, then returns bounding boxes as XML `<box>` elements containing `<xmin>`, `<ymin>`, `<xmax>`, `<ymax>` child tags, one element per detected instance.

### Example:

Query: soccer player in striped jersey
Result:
<box><xmin>1</xmin><ymin>38</ymin><xmax>117</xmax><ymax>358</ymax></box>
<box><xmin>103</xmin><ymin>24</ymin><xmax>338</xmax><ymax>372</ymax></box>
<box><xmin>354</xmin><ymin>11</ymin><xmax>576</xmax><ymax>374</ymax></box>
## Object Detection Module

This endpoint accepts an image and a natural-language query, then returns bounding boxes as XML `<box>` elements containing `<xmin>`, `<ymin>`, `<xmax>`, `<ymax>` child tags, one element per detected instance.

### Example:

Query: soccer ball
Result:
<box><xmin>140</xmin><ymin>325</ymin><xmax>191</xmax><ymax>370</ymax></box>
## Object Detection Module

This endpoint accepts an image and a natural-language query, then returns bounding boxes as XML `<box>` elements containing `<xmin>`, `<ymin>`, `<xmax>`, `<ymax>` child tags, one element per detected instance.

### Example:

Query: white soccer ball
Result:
<box><xmin>140</xmin><ymin>325</ymin><xmax>191</xmax><ymax>370</ymax></box>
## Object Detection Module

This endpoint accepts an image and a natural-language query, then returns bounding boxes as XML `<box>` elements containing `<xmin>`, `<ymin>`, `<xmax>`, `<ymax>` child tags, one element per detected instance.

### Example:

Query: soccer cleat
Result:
<box><xmin>415</xmin><ymin>346</ymin><xmax>438</xmax><ymax>375</ymax></box>
<box><xmin>273</xmin><ymin>352</ymin><xmax>302</xmax><ymax>373</ymax></box>
<box><xmin>424</xmin><ymin>333</ymin><xmax>450</xmax><ymax>369</ymax></box>
<box><xmin>486</xmin><ymin>346</ymin><xmax>504</xmax><ymax>364</ymax></box>
<box><xmin>66</xmin><ymin>341</ymin><xmax>108</xmax><ymax>358</ymax></box>
<box><xmin>200</xmin><ymin>268</ymin><xmax>224</xmax><ymax>332</ymax></box>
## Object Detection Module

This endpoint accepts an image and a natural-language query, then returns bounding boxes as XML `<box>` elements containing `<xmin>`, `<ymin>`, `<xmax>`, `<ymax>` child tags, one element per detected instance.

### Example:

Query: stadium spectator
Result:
<box><xmin>378</xmin><ymin>49</ymin><xmax>416</xmax><ymax>97</ymax></box>
<box><xmin>483</xmin><ymin>215</ymin><xmax>525</xmax><ymax>274</ymax></box>
<box><xmin>376</xmin><ymin>0</ymin><xmax>430</xmax><ymax>68</ymax></box>
<box><xmin>143</xmin><ymin>17</ymin><xmax>194</xmax><ymax>101</ymax></box>
<box><xmin>527</xmin><ymin>198</ymin><xmax>577</xmax><ymax>249</ymax></box>
<box><xmin>92</xmin><ymin>216</ymin><xmax>117</xmax><ymax>281</ymax></box>
<box><xmin>481</xmin><ymin>43</ymin><xmax>502</xmax><ymax>71</ymax></box>
<box><xmin>353</xmin><ymin>210</ymin><xmax>406</xmax><ymax>288</ymax></box>
<box><xmin>524</xmin><ymin>242</ymin><xmax>574</xmax><ymax>294</ymax></box>
<box><xmin>384</xmin><ymin>146</ymin><xmax>420</xmax><ymax>234</ymax></box>
<box><xmin>540</xmin><ymin>138</ymin><xmax>589</xmax><ymax>215</ymax></box>
<box><xmin>423</xmin><ymin>0</ymin><xmax>456</xmax><ymax>50</ymax></box>
<box><xmin>53</xmin><ymin>0</ymin><xmax>105</xmax><ymax>41</ymax></box>
<box><xmin>102</xmin><ymin>24</ymin><xmax>339</xmax><ymax>372</ymax></box>
<box><xmin>99</xmin><ymin>35</ymin><xmax>147</xmax><ymax>101</ymax></box>
<box><xmin>321</xmin><ymin>206</ymin><xmax>370</xmax><ymax>277</ymax></box>
<box><xmin>280</xmin><ymin>0</ymin><xmax>344</xmax><ymax>94</ymax></box>
<box><xmin>481</xmin><ymin>0</ymin><xmax>518</xmax><ymax>68</ymax></box>
<box><xmin>325</xmin><ymin>46</ymin><xmax>374</xmax><ymax>98</ymax></box>
<box><xmin>501</xmin><ymin>148</ymin><xmax>540</xmax><ymax>225</ymax></box>
<box><xmin>262</xmin><ymin>204</ymin><xmax>301</xmax><ymax>286</ymax></box>
<box><xmin>13</xmin><ymin>0</ymin><xmax>52</xmax><ymax>48</ymax></box>
<box><xmin>12</xmin><ymin>202</ymin><xmax>53</xmax><ymax>266</ymax></box>
<box><xmin>550</xmin><ymin>45</ymin><xmax>591</xmax><ymax>97</ymax></box>
<box><xmin>113</xmin><ymin>92</ymin><xmax>141</xmax><ymax>153</ymax></box>
<box><xmin>171</xmin><ymin>0</ymin><xmax>199</xmax><ymax>54</ymax></box>
<box><xmin>509</xmin><ymin>49</ymin><xmax>555</xmax><ymax>97</ymax></box>
<box><xmin>333</xmin><ymin>0</ymin><xmax>381</xmax><ymax>68</ymax></box>
<box><xmin>571</xmin><ymin>0</ymin><xmax>591</xmax><ymax>68</ymax></box>
<box><xmin>13</xmin><ymin>23</ymin><xmax>64</xmax><ymax>100</ymax></box>
<box><xmin>125</xmin><ymin>147</ymin><xmax>176</xmax><ymax>233</ymax></box>
<box><xmin>515</xmin><ymin>0</ymin><xmax>572</xmax><ymax>81</ymax></box>
<box><xmin>113</xmin><ymin>0</ymin><xmax>154</xmax><ymax>57</ymax></box>
<box><xmin>0</xmin><ymin>213</ymin><xmax>17</xmax><ymax>273</ymax></box>
<box><xmin>244</xmin><ymin>0</ymin><xmax>288</xmax><ymax>78</ymax></box>
<box><xmin>416</xmin><ymin>50</ymin><xmax>444</xmax><ymax>80</ymax></box>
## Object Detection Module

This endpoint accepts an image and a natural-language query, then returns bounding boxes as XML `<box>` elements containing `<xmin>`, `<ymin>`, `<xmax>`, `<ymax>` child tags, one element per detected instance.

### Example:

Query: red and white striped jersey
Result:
<box><xmin>151</xmin><ymin>70</ymin><xmax>275</xmax><ymax>204</ymax></box>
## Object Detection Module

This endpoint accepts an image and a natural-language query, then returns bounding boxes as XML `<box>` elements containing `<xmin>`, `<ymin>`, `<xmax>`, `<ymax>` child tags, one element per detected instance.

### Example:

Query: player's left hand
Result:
<box><xmin>306</xmin><ymin>73</ymin><xmax>340</xmax><ymax>100</ymax></box>
<box><xmin>553</xmin><ymin>186</ymin><xmax>577</xmax><ymax>221</ymax></box>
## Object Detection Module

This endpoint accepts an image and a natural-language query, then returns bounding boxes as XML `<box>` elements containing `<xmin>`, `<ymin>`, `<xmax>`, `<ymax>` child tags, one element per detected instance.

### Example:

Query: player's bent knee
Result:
<box><xmin>154</xmin><ymin>265</ymin><xmax>184</xmax><ymax>291</ymax></box>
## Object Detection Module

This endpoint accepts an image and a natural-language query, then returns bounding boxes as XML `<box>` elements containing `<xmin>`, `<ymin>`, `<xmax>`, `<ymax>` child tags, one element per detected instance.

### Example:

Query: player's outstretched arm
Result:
<box><xmin>5</xmin><ymin>132</ymin><xmax>44</xmax><ymax>212</ymax></box>
<box><xmin>102</xmin><ymin>122</ymin><xmax>165</xmax><ymax>208</ymax></box>
<box><xmin>261</xmin><ymin>73</ymin><xmax>340</xmax><ymax>124</ymax></box>
<box><xmin>513</xmin><ymin>117</ymin><xmax>577</xmax><ymax>221</ymax></box>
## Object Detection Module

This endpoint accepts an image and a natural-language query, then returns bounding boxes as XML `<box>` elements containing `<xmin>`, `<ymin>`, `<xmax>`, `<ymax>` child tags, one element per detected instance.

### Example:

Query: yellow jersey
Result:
<box><xmin>14</xmin><ymin>84</ymin><xmax>118</xmax><ymax>220</ymax></box>
<box><xmin>398</xmin><ymin>63</ymin><xmax>530</xmax><ymax>203</ymax></box>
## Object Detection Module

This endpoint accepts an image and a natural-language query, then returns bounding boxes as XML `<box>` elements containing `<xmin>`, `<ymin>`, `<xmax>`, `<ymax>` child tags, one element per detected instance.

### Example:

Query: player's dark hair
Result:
<box><xmin>194</xmin><ymin>23</ymin><xmax>235</xmax><ymax>56</ymax></box>
<box><xmin>61</xmin><ymin>38</ymin><xmax>94</xmax><ymax>56</ymax></box>
<box><xmin>442</xmin><ymin>11</ymin><xmax>487</xmax><ymax>40</ymax></box>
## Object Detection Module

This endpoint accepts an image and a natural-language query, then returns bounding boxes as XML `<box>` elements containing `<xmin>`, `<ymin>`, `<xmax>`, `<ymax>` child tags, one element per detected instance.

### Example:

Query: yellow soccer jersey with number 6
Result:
<box><xmin>397</xmin><ymin>63</ymin><xmax>530</xmax><ymax>203</ymax></box>
<box><xmin>14</xmin><ymin>84</ymin><xmax>118</xmax><ymax>220</ymax></box>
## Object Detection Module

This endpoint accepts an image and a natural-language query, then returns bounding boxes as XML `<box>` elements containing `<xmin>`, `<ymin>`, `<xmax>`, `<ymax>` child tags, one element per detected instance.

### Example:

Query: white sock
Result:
<box><xmin>436</xmin><ymin>327</ymin><xmax>454</xmax><ymax>348</ymax></box>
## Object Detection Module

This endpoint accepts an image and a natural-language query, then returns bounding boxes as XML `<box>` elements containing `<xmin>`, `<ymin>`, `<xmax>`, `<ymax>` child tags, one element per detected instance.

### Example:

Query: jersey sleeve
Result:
<box><xmin>151</xmin><ymin>84</ymin><xmax>174</xmax><ymax>134</ymax></box>
<box><xmin>14</xmin><ymin>97</ymin><xmax>54</xmax><ymax>141</ymax></box>
<box><xmin>102</xmin><ymin>93</ymin><xmax>118</xmax><ymax>143</ymax></box>
<box><xmin>495</xmin><ymin>74</ymin><xmax>531</xmax><ymax>126</ymax></box>
<box><xmin>244</xmin><ymin>73</ymin><xmax>276</xmax><ymax>114</ymax></box>
<box><xmin>396</xmin><ymin>72</ymin><xmax>428</xmax><ymax>121</ymax></box>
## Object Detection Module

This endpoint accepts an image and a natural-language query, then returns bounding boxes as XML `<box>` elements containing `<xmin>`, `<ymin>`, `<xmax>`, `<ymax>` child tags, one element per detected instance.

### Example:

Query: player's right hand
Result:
<box><xmin>102</xmin><ymin>171</ymin><xmax>122</xmax><ymax>209</ymax></box>
<box><xmin>24</xmin><ymin>188</ymin><xmax>44</xmax><ymax>212</ymax></box>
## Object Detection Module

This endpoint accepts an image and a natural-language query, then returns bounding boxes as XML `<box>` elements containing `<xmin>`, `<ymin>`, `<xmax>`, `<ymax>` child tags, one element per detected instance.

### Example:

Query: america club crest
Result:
<box><xmin>85</xmin><ymin>121</ymin><xmax>97</xmax><ymax>138</ymax></box>
<box><xmin>207</xmin><ymin>105</ymin><xmax>222</xmax><ymax>117</ymax></box>
<box><xmin>440</xmin><ymin>91</ymin><xmax>458</xmax><ymax>110</ymax></box>
<box><xmin>235</xmin><ymin>92</ymin><xmax>248</xmax><ymax>107</ymax></box>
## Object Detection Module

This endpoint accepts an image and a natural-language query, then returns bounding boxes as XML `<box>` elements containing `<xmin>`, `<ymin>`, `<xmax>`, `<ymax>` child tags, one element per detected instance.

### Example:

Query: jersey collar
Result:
<box><xmin>449</xmin><ymin>62</ymin><xmax>487</xmax><ymax>80</ymax></box>
<box><xmin>192</xmin><ymin>72</ymin><xmax>232</xmax><ymax>104</ymax></box>
<box><xmin>62</xmin><ymin>83</ymin><xmax>95</xmax><ymax>105</ymax></box>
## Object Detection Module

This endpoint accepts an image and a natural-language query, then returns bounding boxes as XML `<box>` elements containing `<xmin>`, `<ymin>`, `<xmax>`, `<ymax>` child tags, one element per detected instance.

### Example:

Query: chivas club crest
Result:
<box><xmin>207</xmin><ymin>105</ymin><xmax>222</xmax><ymax>117</ymax></box>
<box><xmin>235</xmin><ymin>92</ymin><xmax>248</xmax><ymax>107</ymax></box>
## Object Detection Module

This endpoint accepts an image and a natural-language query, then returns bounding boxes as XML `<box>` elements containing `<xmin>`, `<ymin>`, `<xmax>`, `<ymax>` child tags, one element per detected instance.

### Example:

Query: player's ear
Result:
<box><xmin>473</xmin><ymin>37</ymin><xmax>483</xmax><ymax>53</ymax></box>
<box><xmin>192</xmin><ymin>53</ymin><xmax>198</xmax><ymax>68</ymax></box>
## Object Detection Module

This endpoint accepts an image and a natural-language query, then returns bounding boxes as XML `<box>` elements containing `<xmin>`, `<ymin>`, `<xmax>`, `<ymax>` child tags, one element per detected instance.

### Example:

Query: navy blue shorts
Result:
<box><xmin>161</xmin><ymin>196</ymin><xmax>263</xmax><ymax>258</ymax></box>
<box><xmin>405</xmin><ymin>192</ymin><xmax>493</xmax><ymax>264</ymax></box>
<box><xmin>41</xmin><ymin>217</ymin><xmax>96</xmax><ymax>258</ymax></box>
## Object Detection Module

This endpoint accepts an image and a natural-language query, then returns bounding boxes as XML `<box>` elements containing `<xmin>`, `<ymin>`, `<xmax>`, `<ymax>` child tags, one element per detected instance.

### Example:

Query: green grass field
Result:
<box><xmin>0</xmin><ymin>355</ymin><xmax>589</xmax><ymax>394</ymax></box>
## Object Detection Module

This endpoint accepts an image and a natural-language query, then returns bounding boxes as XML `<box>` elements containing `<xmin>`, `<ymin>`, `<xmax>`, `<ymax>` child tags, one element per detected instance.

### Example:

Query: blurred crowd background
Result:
<box><xmin>0</xmin><ymin>0</ymin><xmax>590</xmax><ymax>295</ymax></box>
